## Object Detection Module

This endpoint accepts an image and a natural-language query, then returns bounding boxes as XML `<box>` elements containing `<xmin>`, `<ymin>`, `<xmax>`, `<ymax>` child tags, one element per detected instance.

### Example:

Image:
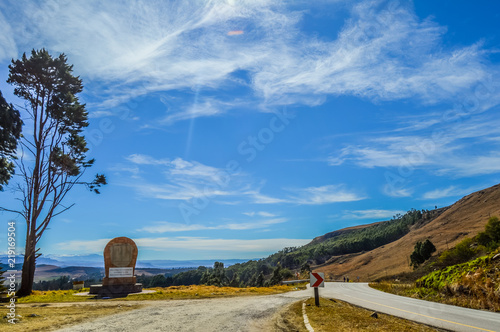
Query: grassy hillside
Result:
<box><xmin>317</xmin><ymin>184</ymin><xmax>500</xmax><ymax>280</ymax></box>
<box><xmin>371</xmin><ymin>216</ymin><xmax>500</xmax><ymax>311</ymax></box>
<box><xmin>415</xmin><ymin>251</ymin><xmax>500</xmax><ymax>310</ymax></box>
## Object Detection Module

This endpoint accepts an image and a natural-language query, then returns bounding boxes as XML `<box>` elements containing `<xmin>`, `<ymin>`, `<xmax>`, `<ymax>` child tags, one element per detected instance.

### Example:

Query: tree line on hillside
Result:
<box><xmin>138</xmin><ymin>262</ymin><xmax>294</xmax><ymax>288</ymax></box>
<box><xmin>169</xmin><ymin>208</ymin><xmax>441</xmax><ymax>287</ymax></box>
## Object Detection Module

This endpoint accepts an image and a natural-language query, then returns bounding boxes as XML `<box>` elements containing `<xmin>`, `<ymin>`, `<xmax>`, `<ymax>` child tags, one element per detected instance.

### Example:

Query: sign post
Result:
<box><xmin>310</xmin><ymin>272</ymin><xmax>325</xmax><ymax>307</ymax></box>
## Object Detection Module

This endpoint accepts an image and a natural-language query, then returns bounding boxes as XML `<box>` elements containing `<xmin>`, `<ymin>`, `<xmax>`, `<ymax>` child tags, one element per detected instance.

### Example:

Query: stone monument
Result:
<box><xmin>89</xmin><ymin>237</ymin><xmax>143</xmax><ymax>297</ymax></box>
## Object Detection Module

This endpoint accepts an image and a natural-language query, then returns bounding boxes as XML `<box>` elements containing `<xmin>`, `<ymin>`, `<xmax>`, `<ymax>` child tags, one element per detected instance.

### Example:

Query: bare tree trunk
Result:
<box><xmin>17</xmin><ymin>232</ymin><xmax>36</xmax><ymax>297</ymax></box>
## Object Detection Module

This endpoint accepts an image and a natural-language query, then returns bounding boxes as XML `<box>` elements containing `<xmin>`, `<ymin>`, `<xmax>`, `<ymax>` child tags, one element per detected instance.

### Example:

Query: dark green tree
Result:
<box><xmin>0</xmin><ymin>49</ymin><xmax>107</xmax><ymax>297</ymax></box>
<box><xmin>255</xmin><ymin>271</ymin><xmax>265</xmax><ymax>287</ymax></box>
<box><xmin>200</xmin><ymin>269</ymin><xmax>210</xmax><ymax>285</ymax></box>
<box><xmin>269</xmin><ymin>262</ymin><xmax>283</xmax><ymax>285</ymax></box>
<box><xmin>410</xmin><ymin>239</ymin><xmax>436</xmax><ymax>269</ymax></box>
<box><xmin>150</xmin><ymin>274</ymin><xmax>168</xmax><ymax>287</ymax></box>
<box><xmin>203</xmin><ymin>262</ymin><xmax>228</xmax><ymax>286</ymax></box>
<box><xmin>420</xmin><ymin>239</ymin><xmax>436</xmax><ymax>259</ymax></box>
<box><xmin>485</xmin><ymin>216</ymin><xmax>500</xmax><ymax>243</ymax></box>
<box><xmin>0</xmin><ymin>90</ymin><xmax>22</xmax><ymax>190</ymax></box>
<box><xmin>229</xmin><ymin>272</ymin><xmax>240</xmax><ymax>288</ymax></box>
<box><xmin>300</xmin><ymin>262</ymin><xmax>311</xmax><ymax>275</ymax></box>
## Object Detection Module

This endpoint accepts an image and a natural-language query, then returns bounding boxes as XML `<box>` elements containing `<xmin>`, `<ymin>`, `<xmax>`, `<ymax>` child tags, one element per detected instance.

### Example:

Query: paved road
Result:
<box><xmin>54</xmin><ymin>283</ymin><xmax>500</xmax><ymax>331</ymax></box>
<box><xmin>320</xmin><ymin>282</ymin><xmax>500</xmax><ymax>332</ymax></box>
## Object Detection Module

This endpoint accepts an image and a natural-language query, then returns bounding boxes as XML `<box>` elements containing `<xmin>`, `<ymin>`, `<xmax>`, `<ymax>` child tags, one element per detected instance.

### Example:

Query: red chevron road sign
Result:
<box><xmin>310</xmin><ymin>272</ymin><xmax>324</xmax><ymax>288</ymax></box>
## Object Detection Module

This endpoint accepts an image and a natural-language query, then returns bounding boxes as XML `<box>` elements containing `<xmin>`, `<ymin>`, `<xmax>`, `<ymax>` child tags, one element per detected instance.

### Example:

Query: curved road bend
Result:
<box><xmin>321</xmin><ymin>282</ymin><xmax>500</xmax><ymax>332</ymax></box>
<box><xmin>54</xmin><ymin>283</ymin><xmax>500</xmax><ymax>332</ymax></box>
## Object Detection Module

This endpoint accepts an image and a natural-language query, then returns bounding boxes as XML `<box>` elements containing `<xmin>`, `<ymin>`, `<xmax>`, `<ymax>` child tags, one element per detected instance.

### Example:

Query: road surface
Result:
<box><xmin>320</xmin><ymin>282</ymin><xmax>500</xmax><ymax>332</ymax></box>
<box><xmin>55</xmin><ymin>291</ymin><xmax>309</xmax><ymax>332</ymax></box>
<box><xmin>55</xmin><ymin>283</ymin><xmax>500</xmax><ymax>331</ymax></box>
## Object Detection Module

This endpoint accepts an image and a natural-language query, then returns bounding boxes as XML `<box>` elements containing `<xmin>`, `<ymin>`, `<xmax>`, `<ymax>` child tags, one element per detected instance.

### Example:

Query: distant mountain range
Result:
<box><xmin>0</xmin><ymin>254</ymin><xmax>250</xmax><ymax>269</ymax></box>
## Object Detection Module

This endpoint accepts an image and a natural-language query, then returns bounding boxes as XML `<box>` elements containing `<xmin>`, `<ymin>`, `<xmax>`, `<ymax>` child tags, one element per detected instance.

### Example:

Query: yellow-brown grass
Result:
<box><xmin>15</xmin><ymin>284</ymin><xmax>305</xmax><ymax>303</ymax></box>
<box><xmin>275</xmin><ymin>297</ymin><xmax>440</xmax><ymax>331</ymax></box>
<box><xmin>0</xmin><ymin>303</ymin><xmax>142</xmax><ymax>332</ymax></box>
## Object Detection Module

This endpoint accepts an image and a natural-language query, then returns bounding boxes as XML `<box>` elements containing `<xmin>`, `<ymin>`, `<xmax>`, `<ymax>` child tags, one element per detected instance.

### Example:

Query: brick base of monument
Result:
<box><xmin>89</xmin><ymin>283</ymin><xmax>143</xmax><ymax>297</ymax></box>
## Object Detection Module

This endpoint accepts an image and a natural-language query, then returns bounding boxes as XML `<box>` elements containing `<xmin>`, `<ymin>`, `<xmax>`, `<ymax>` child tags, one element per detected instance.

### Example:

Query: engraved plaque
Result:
<box><xmin>110</xmin><ymin>243</ymin><xmax>133</xmax><ymax>267</ymax></box>
<box><xmin>109</xmin><ymin>267</ymin><xmax>134</xmax><ymax>278</ymax></box>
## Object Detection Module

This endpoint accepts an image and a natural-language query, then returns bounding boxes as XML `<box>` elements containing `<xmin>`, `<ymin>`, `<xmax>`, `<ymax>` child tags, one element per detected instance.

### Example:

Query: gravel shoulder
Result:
<box><xmin>55</xmin><ymin>290</ymin><xmax>310</xmax><ymax>332</ymax></box>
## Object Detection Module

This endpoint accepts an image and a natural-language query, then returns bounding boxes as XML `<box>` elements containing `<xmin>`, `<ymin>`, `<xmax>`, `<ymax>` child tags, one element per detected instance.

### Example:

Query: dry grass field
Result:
<box><xmin>0</xmin><ymin>302</ymin><xmax>143</xmax><ymax>332</ymax></box>
<box><xmin>14</xmin><ymin>284</ymin><xmax>305</xmax><ymax>304</ymax></box>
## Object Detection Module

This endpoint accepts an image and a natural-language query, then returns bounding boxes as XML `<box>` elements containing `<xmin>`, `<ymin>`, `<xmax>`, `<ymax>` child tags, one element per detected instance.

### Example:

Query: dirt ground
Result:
<box><xmin>53</xmin><ymin>291</ymin><xmax>310</xmax><ymax>332</ymax></box>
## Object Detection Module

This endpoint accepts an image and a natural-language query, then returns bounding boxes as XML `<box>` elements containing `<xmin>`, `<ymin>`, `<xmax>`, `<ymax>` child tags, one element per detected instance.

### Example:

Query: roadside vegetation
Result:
<box><xmin>274</xmin><ymin>297</ymin><xmax>439</xmax><ymax>331</ymax></box>
<box><xmin>13</xmin><ymin>283</ymin><xmax>305</xmax><ymax>304</ymax></box>
<box><xmin>371</xmin><ymin>216</ymin><xmax>500</xmax><ymax>312</ymax></box>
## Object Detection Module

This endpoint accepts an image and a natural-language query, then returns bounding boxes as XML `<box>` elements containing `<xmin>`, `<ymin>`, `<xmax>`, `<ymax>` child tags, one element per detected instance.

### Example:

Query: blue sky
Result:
<box><xmin>1</xmin><ymin>0</ymin><xmax>500</xmax><ymax>261</ymax></box>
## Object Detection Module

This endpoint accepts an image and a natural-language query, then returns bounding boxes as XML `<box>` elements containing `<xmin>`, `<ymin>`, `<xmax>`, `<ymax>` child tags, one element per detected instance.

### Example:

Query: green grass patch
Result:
<box><xmin>370</xmin><ymin>250</ymin><xmax>500</xmax><ymax>312</ymax></box>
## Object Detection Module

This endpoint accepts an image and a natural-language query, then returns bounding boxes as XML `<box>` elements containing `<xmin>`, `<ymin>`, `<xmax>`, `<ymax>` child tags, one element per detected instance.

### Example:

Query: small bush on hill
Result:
<box><xmin>410</xmin><ymin>239</ymin><xmax>436</xmax><ymax>268</ymax></box>
<box><xmin>476</xmin><ymin>216</ymin><xmax>500</xmax><ymax>250</ymax></box>
<box><xmin>439</xmin><ymin>237</ymin><xmax>479</xmax><ymax>266</ymax></box>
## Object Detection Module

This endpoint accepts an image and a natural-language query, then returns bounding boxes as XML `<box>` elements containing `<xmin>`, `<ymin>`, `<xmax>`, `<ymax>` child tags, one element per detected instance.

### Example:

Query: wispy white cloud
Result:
<box><xmin>247</xmin><ymin>192</ymin><xmax>289</xmax><ymax>204</ymax></box>
<box><xmin>382</xmin><ymin>185</ymin><xmax>413</xmax><ymax>198</ymax></box>
<box><xmin>440</xmin><ymin>154</ymin><xmax>500</xmax><ymax>177</ymax></box>
<box><xmin>55</xmin><ymin>238</ymin><xmax>111</xmax><ymax>254</ymax></box>
<box><xmin>329</xmin><ymin>113</ymin><xmax>500</xmax><ymax>177</ymax></box>
<box><xmin>252</xmin><ymin>2</ymin><xmax>497</xmax><ymax>105</ymax></box>
<box><xmin>123</xmin><ymin>154</ymin><xmax>249</xmax><ymax>201</ymax></box>
<box><xmin>108</xmin><ymin>165</ymin><xmax>141</xmax><ymax>178</ymax></box>
<box><xmin>242</xmin><ymin>211</ymin><xmax>277</xmax><ymax>217</ymax></box>
<box><xmin>421</xmin><ymin>185</ymin><xmax>484</xmax><ymax>200</ymax></box>
<box><xmin>123</xmin><ymin>154</ymin><xmax>365</xmax><ymax>205</ymax></box>
<box><xmin>161</xmin><ymin>97</ymin><xmax>249</xmax><ymax>124</ymax></box>
<box><xmin>342</xmin><ymin>209</ymin><xmax>405</xmax><ymax>220</ymax></box>
<box><xmin>57</xmin><ymin>236</ymin><xmax>311</xmax><ymax>254</ymax></box>
<box><xmin>2</xmin><ymin>0</ymin><xmax>497</xmax><ymax>123</ymax></box>
<box><xmin>246</xmin><ymin>184</ymin><xmax>365</xmax><ymax>205</ymax></box>
<box><xmin>138</xmin><ymin>218</ymin><xmax>287</xmax><ymax>233</ymax></box>
<box><xmin>287</xmin><ymin>184</ymin><xmax>365</xmax><ymax>204</ymax></box>
<box><xmin>87</xmin><ymin>110</ymin><xmax>120</xmax><ymax>119</ymax></box>
<box><xmin>0</xmin><ymin>11</ymin><xmax>17</xmax><ymax>60</ymax></box>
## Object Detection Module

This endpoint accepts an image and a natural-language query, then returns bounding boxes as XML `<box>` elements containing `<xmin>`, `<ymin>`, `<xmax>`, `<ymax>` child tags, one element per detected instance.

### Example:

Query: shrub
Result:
<box><xmin>439</xmin><ymin>238</ymin><xmax>477</xmax><ymax>265</ymax></box>
<box><xmin>410</xmin><ymin>239</ymin><xmax>436</xmax><ymax>268</ymax></box>
<box><xmin>485</xmin><ymin>216</ymin><xmax>500</xmax><ymax>243</ymax></box>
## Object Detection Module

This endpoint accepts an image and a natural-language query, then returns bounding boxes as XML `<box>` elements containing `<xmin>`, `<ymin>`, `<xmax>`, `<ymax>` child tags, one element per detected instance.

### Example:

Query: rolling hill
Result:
<box><xmin>167</xmin><ymin>183</ymin><xmax>500</xmax><ymax>287</ymax></box>
<box><xmin>314</xmin><ymin>183</ymin><xmax>500</xmax><ymax>280</ymax></box>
